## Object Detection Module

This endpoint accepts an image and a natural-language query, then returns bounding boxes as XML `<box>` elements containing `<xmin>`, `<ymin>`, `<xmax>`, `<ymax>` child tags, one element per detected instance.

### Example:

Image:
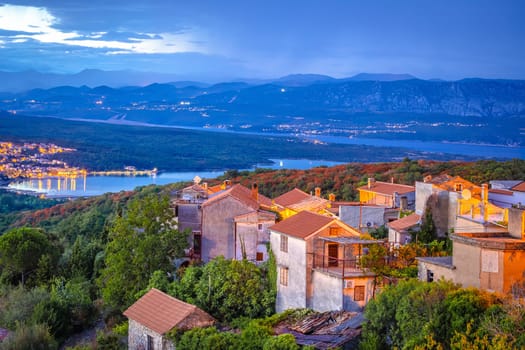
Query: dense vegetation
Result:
<box><xmin>360</xmin><ymin>279</ymin><xmax>525</xmax><ymax>349</ymax></box>
<box><xmin>218</xmin><ymin>158</ymin><xmax>525</xmax><ymax>200</ymax></box>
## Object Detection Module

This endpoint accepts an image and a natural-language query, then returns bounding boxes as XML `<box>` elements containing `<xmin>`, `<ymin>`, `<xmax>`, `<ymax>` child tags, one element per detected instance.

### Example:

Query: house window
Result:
<box><xmin>256</xmin><ymin>252</ymin><xmax>264</xmax><ymax>261</ymax></box>
<box><xmin>328</xmin><ymin>244</ymin><xmax>339</xmax><ymax>267</ymax></box>
<box><xmin>258</xmin><ymin>223</ymin><xmax>263</xmax><ymax>231</ymax></box>
<box><xmin>329</xmin><ymin>227</ymin><xmax>339</xmax><ymax>236</ymax></box>
<box><xmin>427</xmin><ymin>270</ymin><xmax>434</xmax><ymax>282</ymax></box>
<box><xmin>455</xmin><ymin>183</ymin><xmax>463</xmax><ymax>192</ymax></box>
<box><xmin>280</xmin><ymin>235</ymin><xmax>288</xmax><ymax>252</ymax></box>
<box><xmin>354</xmin><ymin>286</ymin><xmax>365</xmax><ymax>301</ymax></box>
<box><xmin>147</xmin><ymin>335</ymin><xmax>154</xmax><ymax>350</ymax></box>
<box><xmin>280</xmin><ymin>267</ymin><xmax>289</xmax><ymax>286</ymax></box>
<box><xmin>193</xmin><ymin>232</ymin><xmax>202</xmax><ymax>256</ymax></box>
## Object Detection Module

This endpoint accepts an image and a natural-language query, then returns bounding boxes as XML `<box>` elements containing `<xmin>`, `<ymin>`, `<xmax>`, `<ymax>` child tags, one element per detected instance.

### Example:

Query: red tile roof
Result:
<box><xmin>203</xmin><ymin>184</ymin><xmax>272</xmax><ymax>209</ymax></box>
<box><xmin>270</xmin><ymin>211</ymin><xmax>360</xmax><ymax>239</ymax></box>
<box><xmin>511</xmin><ymin>181</ymin><xmax>525</xmax><ymax>192</ymax></box>
<box><xmin>123</xmin><ymin>288</ymin><xmax>214</xmax><ymax>335</ymax></box>
<box><xmin>274</xmin><ymin>188</ymin><xmax>312</xmax><ymax>207</ymax></box>
<box><xmin>358</xmin><ymin>181</ymin><xmax>414</xmax><ymax>196</ymax></box>
<box><xmin>270</xmin><ymin>211</ymin><xmax>334</xmax><ymax>239</ymax></box>
<box><xmin>388</xmin><ymin>213</ymin><xmax>421</xmax><ymax>232</ymax></box>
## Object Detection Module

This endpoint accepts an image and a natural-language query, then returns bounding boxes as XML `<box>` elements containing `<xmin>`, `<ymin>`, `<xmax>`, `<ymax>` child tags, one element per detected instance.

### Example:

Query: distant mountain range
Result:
<box><xmin>3</xmin><ymin>75</ymin><xmax>524</xmax><ymax>118</ymax></box>
<box><xmin>0</xmin><ymin>69</ymin><xmax>420</xmax><ymax>93</ymax></box>
<box><xmin>1</xmin><ymin>71</ymin><xmax>524</xmax><ymax>147</ymax></box>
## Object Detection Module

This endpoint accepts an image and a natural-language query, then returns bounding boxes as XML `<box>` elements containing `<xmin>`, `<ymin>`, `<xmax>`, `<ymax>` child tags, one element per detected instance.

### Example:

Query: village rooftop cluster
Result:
<box><xmin>123</xmin><ymin>174</ymin><xmax>525</xmax><ymax>348</ymax></box>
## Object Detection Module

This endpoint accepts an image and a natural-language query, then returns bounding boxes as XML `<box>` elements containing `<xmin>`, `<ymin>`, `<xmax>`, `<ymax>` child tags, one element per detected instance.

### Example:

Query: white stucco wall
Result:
<box><xmin>311</xmin><ymin>271</ymin><xmax>342</xmax><ymax>311</ymax></box>
<box><xmin>270</xmin><ymin>231</ymin><xmax>307</xmax><ymax>313</ymax></box>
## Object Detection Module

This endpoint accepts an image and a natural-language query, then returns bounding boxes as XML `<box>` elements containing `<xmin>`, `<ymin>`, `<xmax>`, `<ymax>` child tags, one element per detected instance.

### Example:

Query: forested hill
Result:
<box><xmin>213</xmin><ymin>158</ymin><xmax>525</xmax><ymax>200</ymax></box>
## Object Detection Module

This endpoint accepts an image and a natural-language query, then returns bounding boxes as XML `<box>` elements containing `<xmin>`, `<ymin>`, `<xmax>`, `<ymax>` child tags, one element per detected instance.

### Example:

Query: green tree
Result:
<box><xmin>98</xmin><ymin>194</ymin><xmax>188</xmax><ymax>310</ymax></box>
<box><xmin>0</xmin><ymin>284</ymin><xmax>49</xmax><ymax>329</ymax></box>
<box><xmin>0</xmin><ymin>227</ymin><xmax>56</xmax><ymax>285</ymax></box>
<box><xmin>174</xmin><ymin>257</ymin><xmax>275</xmax><ymax>322</ymax></box>
<box><xmin>0</xmin><ymin>323</ymin><xmax>58</xmax><ymax>350</ymax></box>
<box><xmin>369</xmin><ymin>225</ymin><xmax>388</xmax><ymax>239</ymax></box>
<box><xmin>68</xmin><ymin>236</ymin><xmax>102</xmax><ymax>280</ymax></box>
<box><xmin>414</xmin><ymin>207</ymin><xmax>437</xmax><ymax>243</ymax></box>
<box><xmin>175</xmin><ymin>327</ymin><xmax>240</xmax><ymax>350</ymax></box>
<box><xmin>263</xmin><ymin>334</ymin><xmax>299</xmax><ymax>350</ymax></box>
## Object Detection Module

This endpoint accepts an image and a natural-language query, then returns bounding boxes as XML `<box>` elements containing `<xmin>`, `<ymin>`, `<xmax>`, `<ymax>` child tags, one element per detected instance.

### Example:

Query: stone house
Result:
<box><xmin>270</xmin><ymin>210</ymin><xmax>383</xmax><ymax>313</ymax></box>
<box><xmin>124</xmin><ymin>288</ymin><xmax>215</xmax><ymax>350</ymax></box>
<box><xmin>173</xmin><ymin>181</ymin><xmax>275</xmax><ymax>263</ymax></box>
<box><xmin>417</xmin><ymin>207</ymin><xmax>525</xmax><ymax>294</ymax></box>
<box><xmin>200</xmin><ymin>183</ymin><xmax>275</xmax><ymax>263</ymax></box>
<box><xmin>357</xmin><ymin>178</ymin><xmax>415</xmax><ymax>210</ymax></box>
<box><xmin>387</xmin><ymin>213</ymin><xmax>420</xmax><ymax>246</ymax></box>
<box><xmin>415</xmin><ymin>175</ymin><xmax>507</xmax><ymax>236</ymax></box>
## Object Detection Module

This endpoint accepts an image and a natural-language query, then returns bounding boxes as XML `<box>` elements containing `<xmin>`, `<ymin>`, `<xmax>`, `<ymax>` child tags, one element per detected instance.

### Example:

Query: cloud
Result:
<box><xmin>0</xmin><ymin>4</ymin><xmax>205</xmax><ymax>54</ymax></box>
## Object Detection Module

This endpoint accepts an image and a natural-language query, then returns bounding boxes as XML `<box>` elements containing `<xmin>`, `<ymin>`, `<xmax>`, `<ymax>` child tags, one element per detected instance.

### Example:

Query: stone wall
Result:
<box><xmin>128</xmin><ymin>319</ymin><xmax>174</xmax><ymax>350</ymax></box>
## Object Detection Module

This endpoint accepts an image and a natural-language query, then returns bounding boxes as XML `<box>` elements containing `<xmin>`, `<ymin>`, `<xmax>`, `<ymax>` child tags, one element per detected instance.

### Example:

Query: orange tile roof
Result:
<box><xmin>269</xmin><ymin>211</ymin><xmax>336</xmax><ymax>239</ymax></box>
<box><xmin>358</xmin><ymin>181</ymin><xmax>415</xmax><ymax>196</ymax></box>
<box><xmin>511</xmin><ymin>181</ymin><xmax>525</xmax><ymax>192</ymax></box>
<box><xmin>123</xmin><ymin>288</ymin><xmax>214</xmax><ymax>335</ymax></box>
<box><xmin>203</xmin><ymin>184</ymin><xmax>272</xmax><ymax>209</ymax></box>
<box><xmin>274</xmin><ymin>188</ymin><xmax>312</xmax><ymax>207</ymax></box>
<box><xmin>269</xmin><ymin>210</ymin><xmax>361</xmax><ymax>239</ymax></box>
<box><xmin>388</xmin><ymin>213</ymin><xmax>421</xmax><ymax>231</ymax></box>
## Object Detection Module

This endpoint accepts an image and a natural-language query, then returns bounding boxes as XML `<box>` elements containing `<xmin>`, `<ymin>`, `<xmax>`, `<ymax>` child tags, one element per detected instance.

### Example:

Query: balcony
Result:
<box><xmin>310</xmin><ymin>236</ymin><xmax>390</xmax><ymax>278</ymax></box>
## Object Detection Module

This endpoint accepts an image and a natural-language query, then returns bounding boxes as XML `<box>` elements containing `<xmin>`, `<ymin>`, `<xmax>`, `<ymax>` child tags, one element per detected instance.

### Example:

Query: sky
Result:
<box><xmin>0</xmin><ymin>0</ymin><xmax>524</xmax><ymax>81</ymax></box>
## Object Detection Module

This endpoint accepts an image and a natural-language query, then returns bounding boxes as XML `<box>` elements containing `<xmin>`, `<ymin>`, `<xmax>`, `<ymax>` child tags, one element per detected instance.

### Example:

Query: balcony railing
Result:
<box><xmin>310</xmin><ymin>253</ymin><xmax>396</xmax><ymax>277</ymax></box>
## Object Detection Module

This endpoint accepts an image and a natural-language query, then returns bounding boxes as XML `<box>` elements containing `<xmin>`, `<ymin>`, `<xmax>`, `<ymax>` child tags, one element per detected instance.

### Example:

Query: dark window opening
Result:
<box><xmin>354</xmin><ymin>286</ymin><xmax>365</xmax><ymax>301</ymax></box>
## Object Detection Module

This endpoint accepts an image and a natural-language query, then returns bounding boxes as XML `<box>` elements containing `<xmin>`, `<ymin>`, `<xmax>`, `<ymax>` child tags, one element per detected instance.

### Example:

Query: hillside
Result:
<box><xmin>213</xmin><ymin>158</ymin><xmax>525</xmax><ymax>200</ymax></box>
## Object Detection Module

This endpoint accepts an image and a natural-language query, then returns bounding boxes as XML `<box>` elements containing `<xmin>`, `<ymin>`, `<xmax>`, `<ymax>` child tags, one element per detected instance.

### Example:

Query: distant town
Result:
<box><xmin>0</xmin><ymin>141</ymin><xmax>156</xmax><ymax>180</ymax></box>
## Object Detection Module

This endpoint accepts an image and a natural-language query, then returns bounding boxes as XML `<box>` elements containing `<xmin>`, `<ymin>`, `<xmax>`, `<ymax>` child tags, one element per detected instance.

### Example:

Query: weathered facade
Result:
<box><xmin>201</xmin><ymin>184</ymin><xmax>275</xmax><ymax>262</ymax></box>
<box><xmin>417</xmin><ymin>207</ymin><xmax>525</xmax><ymax>294</ymax></box>
<box><xmin>270</xmin><ymin>211</ymin><xmax>380</xmax><ymax>313</ymax></box>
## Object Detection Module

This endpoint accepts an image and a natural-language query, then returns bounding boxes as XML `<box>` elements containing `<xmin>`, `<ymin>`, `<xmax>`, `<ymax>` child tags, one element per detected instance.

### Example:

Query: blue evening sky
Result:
<box><xmin>0</xmin><ymin>0</ymin><xmax>524</xmax><ymax>80</ymax></box>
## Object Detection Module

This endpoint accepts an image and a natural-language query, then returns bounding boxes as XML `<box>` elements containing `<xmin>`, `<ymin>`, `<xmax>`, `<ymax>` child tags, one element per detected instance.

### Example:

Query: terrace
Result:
<box><xmin>310</xmin><ymin>237</ymin><xmax>391</xmax><ymax>278</ymax></box>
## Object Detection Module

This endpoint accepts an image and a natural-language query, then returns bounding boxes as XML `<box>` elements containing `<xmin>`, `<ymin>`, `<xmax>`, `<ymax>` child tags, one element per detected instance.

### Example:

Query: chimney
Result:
<box><xmin>508</xmin><ymin>207</ymin><xmax>525</xmax><ymax>239</ymax></box>
<box><xmin>329</xmin><ymin>193</ymin><xmax>336</xmax><ymax>202</ymax></box>
<box><xmin>315</xmin><ymin>187</ymin><xmax>321</xmax><ymax>197</ymax></box>
<box><xmin>251</xmin><ymin>183</ymin><xmax>259</xmax><ymax>201</ymax></box>
<box><xmin>391</xmin><ymin>177</ymin><xmax>395</xmax><ymax>184</ymax></box>
<box><xmin>222</xmin><ymin>180</ymin><xmax>231</xmax><ymax>189</ymax></box>
<box><xmin>482</xmin><ymin>183</ymin><xmax>489</xmax><ymax>202</ymax></box>
<box><xmin>202</xmin><ymin>182</ymin><xmax>208</xmax><ymax>190</ymax></box>
<box><xmin>368</xmin><ymin>178</ymin><xmax>375</xmax><ymax>189</ymax></box>
<box><xmin>393</xmin><ymin>191</ymin><xmax>399</xmax><ymax>208</ymax></box>
<box><xmin>400</xmin><ymin>196</ymin><xmax>408</xmax><ymax>211</ymax></box>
